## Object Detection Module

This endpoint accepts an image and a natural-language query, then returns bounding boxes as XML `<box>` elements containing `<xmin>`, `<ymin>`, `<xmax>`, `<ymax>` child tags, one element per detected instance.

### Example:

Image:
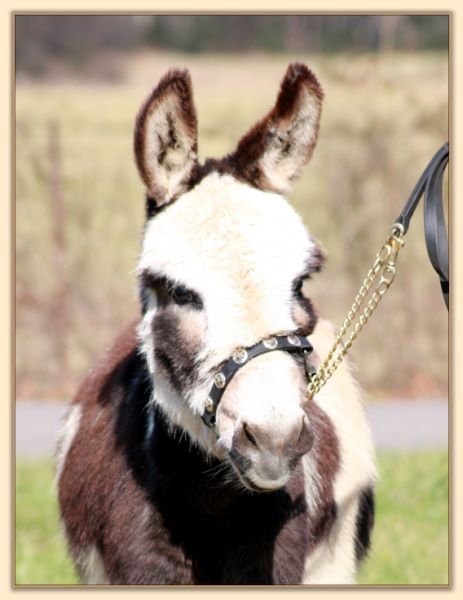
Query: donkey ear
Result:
<box><xmin>230</xmin><ymin>63</ymin><xmax>323</xmax><ymax>193</ymax></box>
<box><xmin>134</xmin><ymin>69</ymin><xmax>198</xmax><ymax>208</ymax></box>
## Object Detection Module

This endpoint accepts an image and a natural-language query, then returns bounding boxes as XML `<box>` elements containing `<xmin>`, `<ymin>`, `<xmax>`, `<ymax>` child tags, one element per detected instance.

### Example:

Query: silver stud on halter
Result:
<box><xmin>263</xmin><ymin>336</ymin><xmax>278</xmax><ymax>350</ymax></box>
<box><xmin>205</xmin><ymin>398</ymin><xmax>215</xmax><ymax>414</ymax></box>
<box><xmin>232</xmin><ymin>349</ymin><xmax>248</xmax><ymax>364</ymax></box>
<box><xmin>201</xmin><ymin>333</ymin><xmax>313</xmax><ymax>428</ymax></box>
<box><xmin>287</xmin><ymin>334</ymin><xmax>301</xmax><ymax>346</ymax></box>
<box><xmin>214</xmin><ymin>372</ymin><xmax>227</xmax><ymax>388</ymax></box>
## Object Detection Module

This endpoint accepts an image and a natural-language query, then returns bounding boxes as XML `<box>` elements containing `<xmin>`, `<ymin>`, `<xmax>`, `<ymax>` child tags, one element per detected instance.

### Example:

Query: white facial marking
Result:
<box><xmin>138</xmin><ymin>172</ymin><xmax>319</xmax><ymax>457</ymax></box>
<box><xmin>218</xmin><ymin>352</ymin><xmax>305</xmax><ymax>438</ymax></box>
<box><xmin>55</xmin><ymin>403</ymin><xmax>82</xmax><ymax>483</ymax></box>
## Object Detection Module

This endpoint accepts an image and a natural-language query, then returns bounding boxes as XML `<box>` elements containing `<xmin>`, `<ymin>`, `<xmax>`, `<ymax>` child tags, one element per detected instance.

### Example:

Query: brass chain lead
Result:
<box><xmin>307</xmin><ymin>222</ymin><xmax>406</xmax><ymax>400</ymax></box>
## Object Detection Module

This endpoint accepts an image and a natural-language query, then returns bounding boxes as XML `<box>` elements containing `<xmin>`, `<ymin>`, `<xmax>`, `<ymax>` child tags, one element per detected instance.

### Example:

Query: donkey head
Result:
<box><xmin>135</xmin><ymin>64</ymin><xmax>324</xmax><ymax>492</ymax></box>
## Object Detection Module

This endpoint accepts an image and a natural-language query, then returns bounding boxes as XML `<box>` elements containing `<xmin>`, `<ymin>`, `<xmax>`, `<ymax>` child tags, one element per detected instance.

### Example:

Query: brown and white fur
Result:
<box><xmin>56</xmin><ymin>64</ymin><xmax>376</xmax><ymax>585</ymax></box>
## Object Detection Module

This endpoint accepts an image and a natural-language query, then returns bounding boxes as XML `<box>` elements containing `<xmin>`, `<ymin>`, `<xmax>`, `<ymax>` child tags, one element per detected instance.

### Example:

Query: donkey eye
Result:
<box><xmin>171</xmin><ymin>285</ymin><xmax>195</xmax><ymax>306</ymax></box>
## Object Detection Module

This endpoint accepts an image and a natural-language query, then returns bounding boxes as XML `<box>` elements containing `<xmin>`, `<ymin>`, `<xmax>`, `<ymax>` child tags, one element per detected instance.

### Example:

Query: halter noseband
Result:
<box><xmin>201</xmin><ymin>334</ymin><xmax>313</xmax><ymax>427</ymax></box>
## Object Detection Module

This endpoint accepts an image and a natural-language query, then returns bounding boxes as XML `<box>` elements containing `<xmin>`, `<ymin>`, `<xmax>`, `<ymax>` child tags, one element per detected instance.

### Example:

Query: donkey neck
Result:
<box><xmin>145</xmin><ymin>404</ymin><xmax>309</xmax><ymax>585</ymax></box>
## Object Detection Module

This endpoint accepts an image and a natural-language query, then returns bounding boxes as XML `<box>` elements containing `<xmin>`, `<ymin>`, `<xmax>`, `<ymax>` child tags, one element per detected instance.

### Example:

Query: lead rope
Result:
<box><xmin>307</xmin><ymin>141</ymin><xmax>449</xmax><ymax>401</ymax></box>
<box><xmin>306</xmin><ymin>223</ymin><xmax>405</xmax><ymax>400</ymax></box>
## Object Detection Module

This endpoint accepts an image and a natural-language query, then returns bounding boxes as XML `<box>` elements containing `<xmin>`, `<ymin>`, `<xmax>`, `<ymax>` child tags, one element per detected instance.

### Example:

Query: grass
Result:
<box><xmin>15</xmin><ymin>450</ymin><xmax>448</xmax><ymax>586</ymax></box>
<box><xmin>15</xmin><ymin>460</ymin><xmax>77</xmax><ymax>584</ymax></box>
<box><xmin>358</xmin><ymin>451</ymin><xmax>449</xmax><ymax>585</ymax></box>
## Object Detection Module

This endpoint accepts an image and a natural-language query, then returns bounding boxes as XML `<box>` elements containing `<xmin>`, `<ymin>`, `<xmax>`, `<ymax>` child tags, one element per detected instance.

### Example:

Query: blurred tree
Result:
<box><xmin>15</xmin><ymin>14</ymin><xmax>449</xmax><ymax>77</ymax></box>
<box><xmin>15</xmin><ymin>15</ymin><xmax>144</xmax><ymax>75</ymax></box>
<box><xmin>379</xmin><ymin>15</ymin><xmax>399</xmax><ymax>52</ymax></box>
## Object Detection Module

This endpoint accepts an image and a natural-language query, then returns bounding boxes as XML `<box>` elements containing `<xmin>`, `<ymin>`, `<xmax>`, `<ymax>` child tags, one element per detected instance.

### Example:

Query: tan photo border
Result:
<box><xmin>2</xmin><ymin>2</ymin><xmax>458</xmax><ymax>599</ymax></box>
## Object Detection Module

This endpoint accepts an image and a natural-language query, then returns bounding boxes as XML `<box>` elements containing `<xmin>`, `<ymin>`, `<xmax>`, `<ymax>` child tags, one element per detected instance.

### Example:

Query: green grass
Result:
<box><xmin>15</xmin><ymin>450</ymin><xmax>448</xmax><ymax>586</ymax></box>
<box><xmin>15</xmin><ymin>460</ymin><xmax>78</xmax><ymax>584</ymax></box>
<box><xmin>357</xmin><ymin>451</ymin><xmax>449</xmax><ymax>585</ymax></box>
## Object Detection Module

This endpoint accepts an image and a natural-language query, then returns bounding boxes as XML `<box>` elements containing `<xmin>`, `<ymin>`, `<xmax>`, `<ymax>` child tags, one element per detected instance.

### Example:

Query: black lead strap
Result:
<box><xmin>395</xmin><ymin>142</ymin><xmax>449</xmax><ymax>309</ymax></box>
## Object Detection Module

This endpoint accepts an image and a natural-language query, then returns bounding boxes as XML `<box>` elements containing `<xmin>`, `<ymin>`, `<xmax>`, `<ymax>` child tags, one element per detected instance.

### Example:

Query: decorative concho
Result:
<box><xmin>287</xmin><ymin>334</ymin><xmax>301</xmax><ymax>346</ymax></box>
<box><xmin>214</xmin><ymin>372</ymin><xmax>227</xmax><ymax>389</ymax></box>
<box><xmin>232</xmin><ymin>349</ymin><xmax>248</xmax><ymax>365</ymax></box>
<box><xmin>205</xmin><ymin>398</ymin><xmax>215</xmax><ymax>413</ymax></box>
<box><xmin>263</xmin><ymin>336</ymin><xmax>278</xmax><ymax>350</ymax></box>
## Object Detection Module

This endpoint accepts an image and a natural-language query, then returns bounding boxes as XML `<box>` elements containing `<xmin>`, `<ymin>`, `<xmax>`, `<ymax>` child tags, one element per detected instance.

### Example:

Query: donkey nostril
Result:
<box><xmin>243</xmin><ymin>422</ymin><xmax>258</xmax><ymax>448</ymax></box>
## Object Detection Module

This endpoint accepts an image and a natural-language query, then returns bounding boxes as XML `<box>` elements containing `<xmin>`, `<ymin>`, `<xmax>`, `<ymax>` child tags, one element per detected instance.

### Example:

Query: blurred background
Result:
<box><xmin>15</xmin><ymin>14</ymin><xmax>449</xmax><ymax>586</ymax></box>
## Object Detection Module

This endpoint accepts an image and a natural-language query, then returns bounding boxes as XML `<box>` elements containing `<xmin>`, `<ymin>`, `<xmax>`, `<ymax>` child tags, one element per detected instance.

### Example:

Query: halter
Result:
<box><xmin>201</xmin><ymin>333</ymin><xmax>313</xmax><ymax>427</ymax></box>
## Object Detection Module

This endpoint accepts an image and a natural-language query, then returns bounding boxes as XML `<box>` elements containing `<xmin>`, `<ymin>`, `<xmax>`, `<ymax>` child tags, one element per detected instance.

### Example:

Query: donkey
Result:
<box><xmin>56</xmin><ymin>63</ymin><xmax>376</xmax><ymax>585</ymax></box>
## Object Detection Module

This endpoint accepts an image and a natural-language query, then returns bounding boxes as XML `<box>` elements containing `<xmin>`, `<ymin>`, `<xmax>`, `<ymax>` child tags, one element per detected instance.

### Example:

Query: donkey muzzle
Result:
<box><xmin>229</xmin><ymin>413</ymin><xmax>314</xmax><ymax>492</ymax></box>
<box><xmin>202</xmin><ymin>333</ymin><xmax>313</xmax><ymax>428</ymax></box>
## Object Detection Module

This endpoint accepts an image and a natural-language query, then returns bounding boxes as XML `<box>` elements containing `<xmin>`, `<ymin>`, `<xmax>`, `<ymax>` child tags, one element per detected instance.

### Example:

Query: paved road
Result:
<box><xmin>365</xmin><ymin>399</ymin><xmax>448</xmax><ymax>450</ymax></box>
<box><xmin>15</xmin><ymin>398</ymin><xmax>448</xmax><ymax>458</ymax></box>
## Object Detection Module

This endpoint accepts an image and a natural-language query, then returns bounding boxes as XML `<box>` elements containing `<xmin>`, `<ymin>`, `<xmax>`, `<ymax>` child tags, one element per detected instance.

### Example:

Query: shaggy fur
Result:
<box><xmin>58</xmin><ymin>323</ymin><xmax>344</xmax><ymax>584</ymax></box>
<box><xmin>57</xmin><ymin>63</ymin><xmax>376</xmax><ymax>585</ymax></box>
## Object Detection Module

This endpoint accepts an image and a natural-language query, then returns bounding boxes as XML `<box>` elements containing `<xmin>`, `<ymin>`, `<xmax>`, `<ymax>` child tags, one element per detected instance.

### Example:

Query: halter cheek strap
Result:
<box><xmin>201</xmin><ymin>334</ymin><xmax>313</xmax><ymax>427</ymax></box>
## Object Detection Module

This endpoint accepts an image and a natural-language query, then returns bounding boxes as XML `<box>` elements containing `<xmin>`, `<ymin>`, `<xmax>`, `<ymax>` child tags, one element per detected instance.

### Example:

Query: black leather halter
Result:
<box><xmin>201</xmin><ymin>334</ymin><xmax>313</xmax><ymax>427</ymax></box>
